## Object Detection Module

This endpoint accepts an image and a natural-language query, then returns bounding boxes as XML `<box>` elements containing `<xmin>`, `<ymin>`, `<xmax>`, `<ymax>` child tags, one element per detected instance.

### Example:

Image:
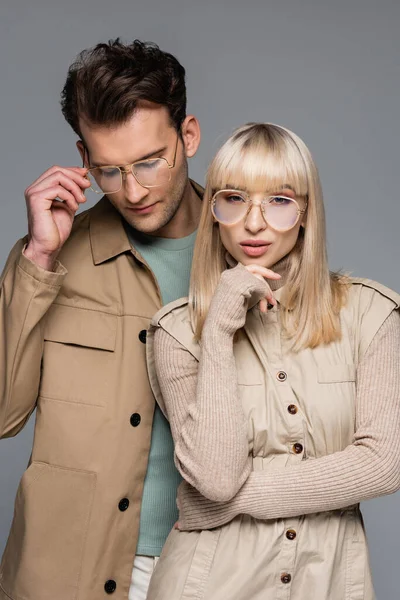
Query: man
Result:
<box><xmin>0</xmin><ymin>39</ymin><xmax>202</xmax><ymax>600</ymax></box>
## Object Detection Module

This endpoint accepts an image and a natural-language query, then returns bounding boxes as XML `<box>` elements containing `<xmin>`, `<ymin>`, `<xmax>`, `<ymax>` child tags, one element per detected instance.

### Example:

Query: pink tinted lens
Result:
<box><xmin>212</xmin><ymin>191</ymin><xmax>248</xmax><ymax>224</ymax></box>
<box><xmin>264</xmin><ymin>198</ymin><xmax>299</xmax><ymax>231</ymax></box>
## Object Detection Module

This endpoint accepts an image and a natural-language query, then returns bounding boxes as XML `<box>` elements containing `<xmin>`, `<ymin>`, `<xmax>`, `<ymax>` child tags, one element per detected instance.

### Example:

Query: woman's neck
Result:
<box><xmin>269</xmin><ymin>254</ymin><xmax>290</xmax><ymax>291</ymax></box>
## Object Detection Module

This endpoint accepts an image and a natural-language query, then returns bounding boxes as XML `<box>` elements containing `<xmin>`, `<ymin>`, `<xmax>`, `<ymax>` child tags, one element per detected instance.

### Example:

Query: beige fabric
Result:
<box><xmin>145</xmin><ymin>265</ymin><xmax>400</xmax><ymax>600</ymax></box>
<box><xmin>0</xmin><ymin>182</ymin><xmax>203</xmax><ymax>600</ymax></box>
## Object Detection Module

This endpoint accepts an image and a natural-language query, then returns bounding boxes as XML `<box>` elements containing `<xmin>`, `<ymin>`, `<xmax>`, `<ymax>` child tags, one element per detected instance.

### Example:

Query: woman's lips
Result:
<box><xmin>240</xmin><ymin>240</ymin><xmax>271</xmax><ymax>257</ymax></box>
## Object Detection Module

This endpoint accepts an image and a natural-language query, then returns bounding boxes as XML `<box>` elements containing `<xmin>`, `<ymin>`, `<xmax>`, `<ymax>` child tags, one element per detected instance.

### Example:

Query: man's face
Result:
<box><xmin>78</xmin><ymin>104</ymin><xmax>197</xmax><ymax>236</ymax></box>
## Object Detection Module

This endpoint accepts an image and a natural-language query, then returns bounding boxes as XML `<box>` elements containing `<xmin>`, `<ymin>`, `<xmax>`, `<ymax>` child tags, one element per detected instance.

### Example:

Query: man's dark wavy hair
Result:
<box><xmin>61</xmin><ymin>38</ymin><xmax>187</xmax><ymax>138</ymax></box>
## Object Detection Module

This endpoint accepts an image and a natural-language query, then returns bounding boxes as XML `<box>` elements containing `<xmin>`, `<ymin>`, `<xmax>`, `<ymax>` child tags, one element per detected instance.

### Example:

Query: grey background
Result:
<box><xmin>1</xmin><ymin>0</ymin><xmax>399</xmax><ymax>596</ymax></box>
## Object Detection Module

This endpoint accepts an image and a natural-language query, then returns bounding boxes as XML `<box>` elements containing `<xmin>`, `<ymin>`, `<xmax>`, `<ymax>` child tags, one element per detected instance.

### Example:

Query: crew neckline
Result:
<box><xmin>126</xmin><ymin>225</ymin><xmax>198</xmax><ymax>252</ymax></box>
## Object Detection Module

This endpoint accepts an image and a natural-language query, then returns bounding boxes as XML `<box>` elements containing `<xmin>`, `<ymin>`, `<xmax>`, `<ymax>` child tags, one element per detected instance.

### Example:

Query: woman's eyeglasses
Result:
<box><xmin>210</xmin><ymin>189</ymin><xmax>307</xmax><ymax>232</ymax></box>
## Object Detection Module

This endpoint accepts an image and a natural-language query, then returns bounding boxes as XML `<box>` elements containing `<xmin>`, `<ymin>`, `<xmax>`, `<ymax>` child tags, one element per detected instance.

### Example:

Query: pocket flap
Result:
<box><xmin>44</xmin><ymin>304</ymin><xmax>117</xmax><ymax>351</ymax></box>
<box><xmin>317</xmin><ymin>364</ymin><xmax>356</xmax><ymax>383</ymax></box>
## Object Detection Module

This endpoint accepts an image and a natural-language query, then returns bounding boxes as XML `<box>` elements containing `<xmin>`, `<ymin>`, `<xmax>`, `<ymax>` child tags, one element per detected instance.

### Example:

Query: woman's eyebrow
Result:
<box><xmin>224</xmin><ymin>184</ymin><xmax>249</xmax><ymax>192</ymax></box>
<box><xmin>220</xmin><ymin>184</ymin><xmax>296</xmax><ymax>194</ymax></box>
<box><xmin>277</xmin><ymin>184</ymin><xmax>295</xmax><ymax>192</ymax></box>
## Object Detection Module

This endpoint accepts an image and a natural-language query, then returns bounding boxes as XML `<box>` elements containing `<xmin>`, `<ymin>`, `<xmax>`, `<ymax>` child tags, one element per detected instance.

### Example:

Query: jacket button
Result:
<box><xmin>276</xmin><ymin>370</ymin><xmax>287</xmax><ymax>382</ymax></box>
<box><xmin>104</xmin><ymin>580</ymin><xmax>117</xmax><ymax>594</ymax></box>
<box><xmin>293</xmin><ymin>443</ymin><xmax>303</xmax><ymax>454</ymax></box>
<box><xmin>286</xmin><ymin>529</ymin><xmax>297</xmax><ymax>540</ymax></box>
<box><xmin>281</xmin><ymin>573</ymin><xmax>292</xmax><ymax>584</ymax></box>
<box><xmin>130</xmin><ymin>413</ymin><xmax>141</xmax><ymax>427</ymax></box>
<box><xmin>138</xmin><ymin>330</ymin><xmax>147</xmax><ymax>344</ymax></box>
<box><xmin>287</xmin><ymin>404</ymin><xmax>298</xmax><ymax>415</ymax></box>
<box><xmin>118</xmin><ymin>498</ymin><xmax>130</xmax><ymax>512</ymax></box>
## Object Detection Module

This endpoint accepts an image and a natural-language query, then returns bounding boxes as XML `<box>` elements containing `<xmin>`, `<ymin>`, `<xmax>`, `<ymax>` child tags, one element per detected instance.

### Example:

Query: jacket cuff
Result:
<box><xmin>19</xmin><ymin>245</ymin><xmax>67</xmax><ymax>287</ymax></box>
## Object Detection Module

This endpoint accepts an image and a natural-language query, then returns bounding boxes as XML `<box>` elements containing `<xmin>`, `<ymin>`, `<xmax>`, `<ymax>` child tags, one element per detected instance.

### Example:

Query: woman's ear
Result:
<box><xmin>300</xmin><ymin>201</ymin><xmax>308</xmax><ymax>228</ymax></box>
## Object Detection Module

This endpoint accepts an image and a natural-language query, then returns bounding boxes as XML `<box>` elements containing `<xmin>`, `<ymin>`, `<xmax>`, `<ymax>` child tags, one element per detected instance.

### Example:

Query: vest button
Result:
<box><xmin>287</xmin><ymin>404</ymin><xmax>298</xmax><ymax>415</ymax></box>
<box><xmin>281</xmin><ymin>573</ymin><xmax>292</xmax><ymax>584</ymax></box>
<box><xmin>130</xmin><ymin>413</ymin><xmax>141</xmax><ymax>427</ymax></box>
<box><xmin>293</xmin><ymin>443</ymin><xmax>303</xmax><ymax>454</ymax></box>
<box><xmin>276</xmin><ymin>370</ymin><xmax>287</xmax><ymax>382</ymax></box>
<box><xmin>118</xmin><ymin>498</ymin><xmax>130</xmax><ymax>512</ymax></box>
<box><xmin>104</xmin><ymin>580</ymin><xmax>117</xmax><ymax>594</ymax></box>
<box><xmin>286</xmin><ymin>529</ymin><xmax>297</xmax><ymax>540</ymax></box>
<box><xmin>138</xmin><ymin>330</ymin><xmax>147</xmax><ymax>344</ymax></box>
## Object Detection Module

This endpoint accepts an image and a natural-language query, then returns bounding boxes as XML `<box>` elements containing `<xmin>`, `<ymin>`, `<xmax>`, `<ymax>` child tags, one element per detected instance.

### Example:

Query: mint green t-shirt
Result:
<box><xmin>126</xmin><ymin>225</ymin><xmax>197</xmax><ymax>557</ymax></box>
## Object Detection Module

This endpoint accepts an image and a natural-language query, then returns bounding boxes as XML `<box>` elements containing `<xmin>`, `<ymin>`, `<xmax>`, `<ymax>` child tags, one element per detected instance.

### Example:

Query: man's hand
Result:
<box><xmin>24</xmin><ymin>166</ymin><xmax>91</xmax><ymax>271</ymax></box>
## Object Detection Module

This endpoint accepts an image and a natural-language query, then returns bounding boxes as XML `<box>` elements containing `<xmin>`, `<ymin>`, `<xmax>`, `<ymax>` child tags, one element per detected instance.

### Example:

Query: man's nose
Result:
<box><xmin>244</xmin><ymin>202</ymin><xmax>267</xmax><ymax>233</ymax></box>
<box><xmin>124</xmin><ymin>172</ymin><xmax>150</xmax><ymax>204</ymax></box>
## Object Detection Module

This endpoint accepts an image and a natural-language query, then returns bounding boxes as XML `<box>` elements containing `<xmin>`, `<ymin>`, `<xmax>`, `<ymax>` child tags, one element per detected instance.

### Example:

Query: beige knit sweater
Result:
<box><xmin>153</xmin><ymin>263</ymin><xmax>400</xmax><ymax>531</ymax></box>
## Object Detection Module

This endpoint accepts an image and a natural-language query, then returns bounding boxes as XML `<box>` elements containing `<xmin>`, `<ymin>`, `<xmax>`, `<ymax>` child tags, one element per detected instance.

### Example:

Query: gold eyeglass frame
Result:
<box><xmin>85</xmin><ymin>133</ymin><xmax>180</xmax><ymax>194</ymax></box>
<box><xmin>210</xmin><ymin>189</ymin><xmax>308</xmax><ymax>232</ymax></box>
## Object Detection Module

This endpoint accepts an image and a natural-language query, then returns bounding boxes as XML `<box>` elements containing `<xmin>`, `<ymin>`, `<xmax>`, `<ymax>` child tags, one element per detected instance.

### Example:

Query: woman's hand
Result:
<box><xmin>244</xmin><ymin>264</ymin><xmax>281</xmax><ymax>313</ymax></box>
<box><xmin>203</xmin><ymin>262</ymin><xmax>281</xmax><ymax>338</ymax></box>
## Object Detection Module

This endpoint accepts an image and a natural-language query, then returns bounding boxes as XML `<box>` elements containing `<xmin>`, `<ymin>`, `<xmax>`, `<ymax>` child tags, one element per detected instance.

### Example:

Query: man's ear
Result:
<box><xmin>76</xmin><ymin>140</ymin><xmax>88</xmax><ymax>166</ymax></box>
<box><xmin>181</xmin><ymin>115</ymin><xmax>201</xmax><ymax>158</ymax></box>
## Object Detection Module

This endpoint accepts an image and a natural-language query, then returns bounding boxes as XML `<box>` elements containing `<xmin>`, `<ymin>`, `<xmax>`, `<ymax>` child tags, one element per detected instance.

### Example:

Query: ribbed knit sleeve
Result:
<box><xmin>152</xmin><ymin>264</ymin><xmax>270</xmax><ymax>502</ymax></box>
<box><xmin>177</xmin><ymin>310</ymin><xmax>400</xmax><ymax>529</ymax></box>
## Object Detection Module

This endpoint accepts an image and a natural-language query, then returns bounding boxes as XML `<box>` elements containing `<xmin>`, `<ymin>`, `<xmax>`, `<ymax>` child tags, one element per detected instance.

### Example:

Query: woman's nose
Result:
<box><xmin>244</xmin><ymin>202</ymin><xmax>267</xmax><ymax>233</ymax></box>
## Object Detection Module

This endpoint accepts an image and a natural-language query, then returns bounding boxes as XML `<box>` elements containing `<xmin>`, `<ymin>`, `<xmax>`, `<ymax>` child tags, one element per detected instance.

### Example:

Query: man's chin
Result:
<box><xmin>123</xmin><ymin>210</ymin><xmax>166</xmax><ymax>235</ymax></box>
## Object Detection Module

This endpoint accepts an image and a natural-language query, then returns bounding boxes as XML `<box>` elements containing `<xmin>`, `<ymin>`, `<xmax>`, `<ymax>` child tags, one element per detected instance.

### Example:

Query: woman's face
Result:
<box><xmin>217</xmin><ymin>186</ymin><xmax>307</xmax><ymax>269</ymax></box>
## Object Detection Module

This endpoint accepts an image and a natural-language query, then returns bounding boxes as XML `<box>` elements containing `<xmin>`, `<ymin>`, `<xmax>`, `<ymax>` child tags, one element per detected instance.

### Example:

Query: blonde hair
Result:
<box><xmin>189</xmin><ymin>123</ymin><xmax>349</xmax><ymax>350</ymax></box>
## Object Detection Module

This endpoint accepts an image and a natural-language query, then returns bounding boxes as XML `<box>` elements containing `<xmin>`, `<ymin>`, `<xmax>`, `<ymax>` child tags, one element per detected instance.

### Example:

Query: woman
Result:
<box><xmin>145</xmin><ymin>123</ymin><xmax>400</xmax><ymax>599</ymax></box>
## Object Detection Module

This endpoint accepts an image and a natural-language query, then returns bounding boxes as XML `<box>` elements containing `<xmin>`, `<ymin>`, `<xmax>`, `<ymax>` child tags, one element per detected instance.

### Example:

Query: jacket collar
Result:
<box><xmin>89</xmin><ymin>180</ymin><xmax>204</xmax><ymax>265</ymax></box>
<box><xmin>89</xmin><ymin>197</ymin><xmax>131</xmax><ymax>265</ymax></box>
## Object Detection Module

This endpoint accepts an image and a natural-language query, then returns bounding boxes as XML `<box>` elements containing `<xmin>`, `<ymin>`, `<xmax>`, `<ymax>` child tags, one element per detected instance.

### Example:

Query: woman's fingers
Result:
<box><xmin>259</xmin><ymin>298</ymin><xmax>268</xmax><ymax>313</ymax></box>
<box><xmin>245</xmin><ymin>264</ymin><xmax>281</xmax><ymax>280</ymax></box>
<box><xmin>244</xmin><ymin>264</ymin><xmax>279</xmax><ymax>311</ymax></box>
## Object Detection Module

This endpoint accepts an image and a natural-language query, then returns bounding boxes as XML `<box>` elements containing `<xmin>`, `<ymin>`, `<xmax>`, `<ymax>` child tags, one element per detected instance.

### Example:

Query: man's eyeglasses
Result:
<box><xmin>86</xmin><ymin>133</ymin><xmax>179</xmax><ymax>194</ymax></box>
<box><xmin>210</xmin><ymin>189</ymin><xmax>307</xmax><ymax>232</ymax></box>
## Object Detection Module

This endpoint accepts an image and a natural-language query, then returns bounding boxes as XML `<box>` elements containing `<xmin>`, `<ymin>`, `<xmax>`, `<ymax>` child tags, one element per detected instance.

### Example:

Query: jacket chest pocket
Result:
<box><xmin>310</xmin><ymin>363</ymin><xmax>357</xmax><ymax>445</ymax></box>
<box><xmin>317</xmin><ymin>364</ymin><xmax>357</xmax><ymax>384</ymax></box>
<box><xmin>39</xmin><ymin>304</ymin><xmax>117</xmax><ymax>407</ymax></box>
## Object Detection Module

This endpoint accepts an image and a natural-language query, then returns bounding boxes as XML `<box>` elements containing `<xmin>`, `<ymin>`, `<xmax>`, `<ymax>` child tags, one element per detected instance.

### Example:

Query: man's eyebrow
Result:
<box><xmin>90</xmin><ymin>146</ymin><xmax>167</xmax><ymax>168</ymax></box>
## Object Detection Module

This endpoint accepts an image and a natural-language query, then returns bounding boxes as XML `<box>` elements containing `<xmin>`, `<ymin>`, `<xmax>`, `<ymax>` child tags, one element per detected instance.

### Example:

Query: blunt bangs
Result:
<box><xmin>209</xmin><ymin>124</ymin><xmax>309</xmax><ymax>198</ymax></box>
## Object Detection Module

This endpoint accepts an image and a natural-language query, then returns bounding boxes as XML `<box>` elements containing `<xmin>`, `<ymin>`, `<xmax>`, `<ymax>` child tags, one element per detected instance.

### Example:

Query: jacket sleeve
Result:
<box><xmin>0</xmin><ymin>239</ymin><xmax>67</xmax><ymax>438</ymax></box>
<box><xmin>177</xmin><ymin>309</ymin><xmax>400</xmax><ymax>530</ymax></box>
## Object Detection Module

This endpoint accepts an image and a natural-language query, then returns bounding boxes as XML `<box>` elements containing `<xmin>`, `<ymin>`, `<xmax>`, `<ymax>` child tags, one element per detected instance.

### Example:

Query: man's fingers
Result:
<box><xmin>26</xmin><ymin>166</ymin><xmax>89</xmax><ymax>193</ymax></box>
<box><xmin>27</xmin><ymin>172</ymin><xmax>88</xmax><ymax>206</ymax></box>
<box><xmin>33</xmin><ymin>186</ymin><xmax>80</xmax><ymax>214</ymax></box>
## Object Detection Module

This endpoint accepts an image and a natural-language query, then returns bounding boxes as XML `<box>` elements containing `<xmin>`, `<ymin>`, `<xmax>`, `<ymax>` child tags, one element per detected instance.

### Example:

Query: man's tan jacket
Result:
<box><xmin>0</xmin><ymin>186</ymin><xmax>202</xmax><ymax>600</ymax></box>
